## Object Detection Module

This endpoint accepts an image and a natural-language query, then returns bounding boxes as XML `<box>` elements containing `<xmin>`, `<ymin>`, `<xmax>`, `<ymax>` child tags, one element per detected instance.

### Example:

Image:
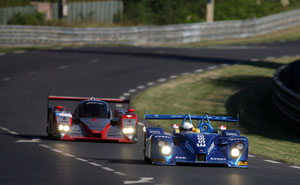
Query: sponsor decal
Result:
<box><xmin>175</xmin><ymin>156</ymin><xmax>187</xmax><ymax>159</ymax></box>
<box><xmin>154</xmin><ymin>135</ymin><xmax>171</xmax><ymax>138</ymax></box>
<box><xmin>185</xmin><ymin>140</ymin><xmax>195</xmax><ymax>154</ymax></box>
<box><xmin>207</xmin><ymin>142</ymin><xmax>215</xmax><ymax>155</ymax></box>
<box><xmin>57</xmin><ymin>116</ymin><xmax>70</xmax><ymax>124</ymax></box>
<box><xmin>210</xmin><ymin>157</ymin><xmax>226</xmax><ymax>161</ymax></box>
<box><xmin>229</xmin><ymin>138</ymin><xmax>247</xmax><ymax>141</ymax></box>
<box><xmin>197</xmin><ymin>134</ymin><xmax>206</xmax><ymax>147</ymax></box>
<box><xmin>123</xmin><ymin>119</ymin><xmax>135</xmax><ymax>126</ymax></box>
<box><xmin>238</xmin><ymin>161</ymin><xmax>248</xmax><ymax>166</ymax></box>
<box><xmin>226</xmin><ymin>132</ymin><xmax>238</xmax><ymax>136</ymax></box>
<box><xmin>149</xmin><ymin>130</ymin><xmax>162</xmax><ymax>134</ymax></box>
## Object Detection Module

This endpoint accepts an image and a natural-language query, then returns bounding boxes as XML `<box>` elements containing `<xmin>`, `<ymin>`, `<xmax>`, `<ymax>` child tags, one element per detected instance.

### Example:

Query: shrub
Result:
<box><xmin>7</xmin><ymin>11</ymin><xmax>47</xmax><ymax>25</ymax></box>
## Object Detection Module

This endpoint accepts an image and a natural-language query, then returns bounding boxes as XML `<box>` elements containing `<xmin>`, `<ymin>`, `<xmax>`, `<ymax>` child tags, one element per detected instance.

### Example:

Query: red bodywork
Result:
<box><xmin>47</xmin><ymin>95</ymin><xmax>138</xmax><ymax>143</ymax></box>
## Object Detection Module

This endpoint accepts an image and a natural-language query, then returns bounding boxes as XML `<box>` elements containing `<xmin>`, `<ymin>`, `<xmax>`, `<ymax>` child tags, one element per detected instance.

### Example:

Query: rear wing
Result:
<box><xmin>47</xmin><ymin>95</ymin><xmax>130</xmax><ymax>122</ymax></box>
<box><xmin>144</xmin><ymin>113</ymin><xmax>240</xmax><ymax>128</ymax></box>
<box><xmin>48</xmin><ymin>95</ymin><xmax>130</xmax><ymax>104</ymax></box>
<box><xmin>145</xmin><ymin>114</ymin><xmax>237</xmax><ymax>122</ymax></box>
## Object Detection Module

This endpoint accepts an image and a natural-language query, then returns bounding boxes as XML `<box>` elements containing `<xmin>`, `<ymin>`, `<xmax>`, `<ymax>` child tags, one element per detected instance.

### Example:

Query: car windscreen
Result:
<box><xmin>79</xmin><ymin>101</ymin><xmax>109</xmax><ymax>118</ymax></box>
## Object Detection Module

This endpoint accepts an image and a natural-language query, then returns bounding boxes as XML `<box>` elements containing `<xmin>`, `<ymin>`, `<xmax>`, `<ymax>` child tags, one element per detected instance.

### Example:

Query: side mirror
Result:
<box><xmin>171</xmin><ymin>124</ymin><xmax>179</xmax><ymax>129</ymax></box>
<box><xmin>128</xmin><ymin>109</ymin><xmax>135</xmax><ymax>114</ymax></box>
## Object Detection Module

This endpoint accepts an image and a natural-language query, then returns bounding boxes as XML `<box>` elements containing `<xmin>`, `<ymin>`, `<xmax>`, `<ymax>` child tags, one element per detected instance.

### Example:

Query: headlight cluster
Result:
<box><xmin>123</xmin><ymin>127</ymin><xmax>135</xmax><ymax>134</ymax></box>
<box><xmin>230</xmin><ymin>143</ymin><xmax>245</xmax><ymax>158</ymax></box>
<box><xmin>58</xmin><ymin>124</ymin><xmax>70</xmax><ymax>132</ymax></box>
<box><xmin>158</xmin><ymin>140</ymin><xmax>171</xmax><ymax>156</ymax></box>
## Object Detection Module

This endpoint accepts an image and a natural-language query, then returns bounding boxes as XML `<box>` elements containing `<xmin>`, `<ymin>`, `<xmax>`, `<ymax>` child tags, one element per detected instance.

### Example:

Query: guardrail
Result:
<box><xmin>273</xmin><ymin>60</ymin><xmax>300</xmax><ymax>129</ymax></box>
<box><xmin>1</xmin><ymin>9</ymin><xmax>300</xmax><ymax>47</ymax></box>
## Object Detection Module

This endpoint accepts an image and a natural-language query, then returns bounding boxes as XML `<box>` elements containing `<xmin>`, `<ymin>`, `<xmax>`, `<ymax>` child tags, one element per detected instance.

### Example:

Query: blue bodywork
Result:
<box><xmin>144</xmin><ymin>114</ymin><xmax>248</xmax><ymax>168</ymax></box>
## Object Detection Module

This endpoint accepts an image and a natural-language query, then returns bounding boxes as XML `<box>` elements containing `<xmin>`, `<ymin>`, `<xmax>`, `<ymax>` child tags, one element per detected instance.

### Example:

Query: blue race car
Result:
<box><xmin>143</xmin><ymin>113</ymin><xmax>248</xmax><ymax>168</ymax></box>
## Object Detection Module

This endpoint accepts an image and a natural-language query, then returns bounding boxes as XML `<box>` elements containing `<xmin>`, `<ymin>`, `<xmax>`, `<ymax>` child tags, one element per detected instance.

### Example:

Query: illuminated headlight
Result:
<box><xmin>123</xmin><ymin>127</ymin><xmax>134</xmax><ymax>134</ymax></box>
<box><xmin>161</xmin><ymin>145</ymin><xmax>171</xmax><ymax>155</ymax></box>
<box><xmin>58</xmin><ymin>124</ymin><xmax>70</xmax><ymax>132</ymax></box>
<box><xmin>58</xmin><ymin>124</ymin><xmax>64</xmax><ymax>131</ymax></box>
<box><xmin>231</xmin><ymin>148</ymin><xmax>240</xmax><ymax>158</ymax></box>
<box><xmin>143</xmin><ymin>126</ymin><xmax>146</xmax><ymax>133</ymax></box>
<box><xmin>63</xmin><ymin>125</ymin><xmax>70</xmax><ymax>132</ymax></box>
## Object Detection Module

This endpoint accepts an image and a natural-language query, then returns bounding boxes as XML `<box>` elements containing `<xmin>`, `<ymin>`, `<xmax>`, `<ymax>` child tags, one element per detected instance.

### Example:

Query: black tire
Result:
<box><xmin>144</xmin><ymin>156</ymin><xmax>151</xmax><ymax>164</ymax></box>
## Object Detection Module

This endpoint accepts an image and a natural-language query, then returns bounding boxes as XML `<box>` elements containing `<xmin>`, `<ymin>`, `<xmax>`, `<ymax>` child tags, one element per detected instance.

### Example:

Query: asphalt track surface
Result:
<box><xmin>1</xmin><ymin>40</ymin><xmax>300</xmax><ymax>185</ymax></box>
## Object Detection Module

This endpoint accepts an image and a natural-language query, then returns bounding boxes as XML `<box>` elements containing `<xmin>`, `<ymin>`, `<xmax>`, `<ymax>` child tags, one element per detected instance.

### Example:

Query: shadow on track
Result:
<box><xmin>88</xmin><ymin>157</ymin><xmax>146</xmax><ymax>165</ymax></box>
<box><xmin>209</xmin><ymin>75</ymin><xmax>300</xmax><ymax>143</ymax></box>
<box><xmin>45</xmin><ymin>48</ymin><xmax>283</xmax><ymax>70</ymax></box>
<box><xmin>10</xmin><ymin>134</ymin><xmax>138</xmax><ymax>144</ymax></box>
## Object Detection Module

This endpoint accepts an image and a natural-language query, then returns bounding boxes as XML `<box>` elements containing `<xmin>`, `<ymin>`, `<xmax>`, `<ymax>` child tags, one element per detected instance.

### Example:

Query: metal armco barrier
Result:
<box><xmin>0</xmin><ymin>9</ymin><xmax>300</xmax><ymax>47</ymax></box>
<box><xmin>273</xmin><ymin>60</ymin><xmax>300</xmax><ymax>128</ymax></box>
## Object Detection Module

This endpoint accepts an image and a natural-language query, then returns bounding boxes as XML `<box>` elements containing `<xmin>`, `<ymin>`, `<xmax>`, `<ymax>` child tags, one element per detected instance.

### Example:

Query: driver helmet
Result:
<box><xmin>182</xmin><ymin>122</ymin><xmax>193</xmax><ymax>132</ymax></box>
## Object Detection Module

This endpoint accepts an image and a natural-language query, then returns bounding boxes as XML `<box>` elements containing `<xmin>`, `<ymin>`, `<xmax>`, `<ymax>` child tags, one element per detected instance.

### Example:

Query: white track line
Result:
<box><xmin>58</xmin><ymin>65</ymin><xmax>67</xmax><ymax>69</ymax></box>
<box><xmin>250</xmin><ymin>58</ymin><xmax>259</xmax><ymax>62</ymax></box>
<box><xmin>147</xmin><ymin>82</ymin><xmax>155</xmax><ymax>86</ymax></box>
<box><xmin>181</xmin><ymin>72</ymin><xmax>191</xmax><ymax>76</ymax></box>
<box><xmin>157</xmin><ymin>78</ymin><xmax>166</xmax><ymax>82</ymax></box>
<box><xmin>119</xmin><ymin>96</ymin><xmax>126</xmax><ymax>100</ymax></box>
<box><xmin>89</xmin><ymin>162</ymin><xmax>102</xmax><ymax>167</ymax></box>
<box><xmin>138</xmin><ymin>122</ymin><xmax>144</xmax><ymax>126</ymax></box>
<box><xmin>1</xmin><ymin>127</ymin><xmax>9</xmax><ymax>131</ymax></box>
<box><xmin>2</xmin><ymin>77</ymin><xmax>11</xmax><ymax>82</ymax></box>
<box><xmin>39</xmin><ymin>144</ymin><xmax>52</xmax><ymax>149</ymax></box>
<box><xmin>195</xmin><ymin>69</ymin><xmax>204</xmax><ymax>73</ymax></box>
<box><xmin>114</xmin><ymin>172</ymin><xmax>127</xmax><ymax>176</ymax></box>
<box><xmin>123</xmin><ymin>92</ymin><xmax>131</xmax><ymax>96</ymax></box>
<box><xmin>169</xmin><ymin>75</ymin><xmax>178</xmax><ymax>79</ymax></box>
<box><xmin>75</xmin><ymin>158</ymin><xmax>88</xmax><ymax>162</ymax></box>
<box><xmin>9</xmin><ymin>131</ymin><xmax>19</xmax><ymax>135</ymax></box>
<box><xmin>264</xmin><ymin>160</ymin><xmax>281</xmax><ymax>164</ymax></box>
<box><xmin>102</xmin><ymin>167</ymin><xmax>114</xmax><ymax>172</ymax></box>
<box><xmin>63</xmin><ymin>153</ymin><xmax>75</xmax><ymax>158</ymax></box>
<box><xmin>51</xmin><ymin>149</ymin><xmax>63</xmax><ymax>153</ymax></box>
<box><xmin>90</xmin><ymin>59</ymin><xmax>99</xmax><ymax>63</ymax></box>
<box><xmin>265</xmin><ymin>56</ymin><xmax>275</xmax><ymax>60</ymax></box>
<box><xmin>0</xmin><ymin>53</ymin><xmax>5</xmax><ymax>56</ymax></box>
<box><xmin>290</xmin><ymin>166</ymin><xmax>300</xmax><ymax>170</ymax></box>
<box><xmin>221</xmin><ymin>64</ymin><xmax>230</xmax><ymax>67</ymax></box>
<box><xmin>248</xmin><ymin>154</ymin><xmax>256</xmax><ymax>158</ymax></box>
<box><xmin>137</xmin><ymin>85</ymin><xmax>145</xmax><ymax>89</ymax></box>
<box><xmin>208</xmin><ymin>66</ymin><xmax>217</xmax><ymax>70</ymax></box>
<box><xmin>129</xmin><ymin>89</ymin><xmax>136</xmax><ymax>93</ymax></box>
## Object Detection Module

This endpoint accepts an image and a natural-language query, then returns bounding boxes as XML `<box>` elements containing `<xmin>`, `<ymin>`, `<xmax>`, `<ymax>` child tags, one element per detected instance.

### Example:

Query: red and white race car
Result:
<box><xmin>46</xmin><ymin>95</ymin><xmax>138</xmax><ymax>143</ymax></box>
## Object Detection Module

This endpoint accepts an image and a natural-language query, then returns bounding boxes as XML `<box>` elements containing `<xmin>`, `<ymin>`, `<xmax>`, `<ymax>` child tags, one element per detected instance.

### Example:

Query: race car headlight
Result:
<box><xmin>58</xmin><ymin>124</ymin><xmax>64</xmax><ymax>131</ymax></box>
<box><xmin>58</xmin><ymin>124</ymin><xmax>70</xmax><ymax>132</ymax></box>
<box><xmin>161</xmin><ymin>145</ymin><xmax>171</xmax><ymax>155</ymax></box>
<box><xmin>123</xmin><ymin>127</ymin><xmax>134</xmax><ymax>134</ymax></box>
<box><xmin>63</xmin><ymin>125</ymin><xmax>70</xmax><ymax>132</ymax></box>
<box><xmin>231</xmin><ymin>148</ymin><xmax>240</xmax><ymax>158</ymax></box>
<box><xmin>143</xmin><ymin>126</ymin><xmax>146</xmax><ymax>133</ymax></box>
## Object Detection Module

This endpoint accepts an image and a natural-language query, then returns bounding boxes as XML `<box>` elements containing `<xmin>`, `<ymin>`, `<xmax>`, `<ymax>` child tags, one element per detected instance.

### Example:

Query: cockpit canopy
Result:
<box><xmin>76</xmin><ymin>101</ymin><xmax>111</xmax><ymax>118</ymax></box>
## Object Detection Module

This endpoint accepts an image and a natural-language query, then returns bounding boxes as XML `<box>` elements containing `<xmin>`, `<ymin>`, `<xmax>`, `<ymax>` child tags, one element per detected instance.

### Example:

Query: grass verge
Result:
<box><xmin>132</xmin><ymin>56</ymin><xmax>300</xmax><ymax>165</ymax></box>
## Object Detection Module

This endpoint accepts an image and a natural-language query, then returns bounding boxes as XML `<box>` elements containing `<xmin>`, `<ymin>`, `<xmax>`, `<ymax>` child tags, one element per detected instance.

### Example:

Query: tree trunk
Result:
<box><xmin>206</xmin><ymin>0</ymin><xmax>214</xmax><ymax>23</ymax></box>
<box><xmin>281</xmin><ymin>0</ymin><xmax>289</xmax><ymax>7</ymax></box>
